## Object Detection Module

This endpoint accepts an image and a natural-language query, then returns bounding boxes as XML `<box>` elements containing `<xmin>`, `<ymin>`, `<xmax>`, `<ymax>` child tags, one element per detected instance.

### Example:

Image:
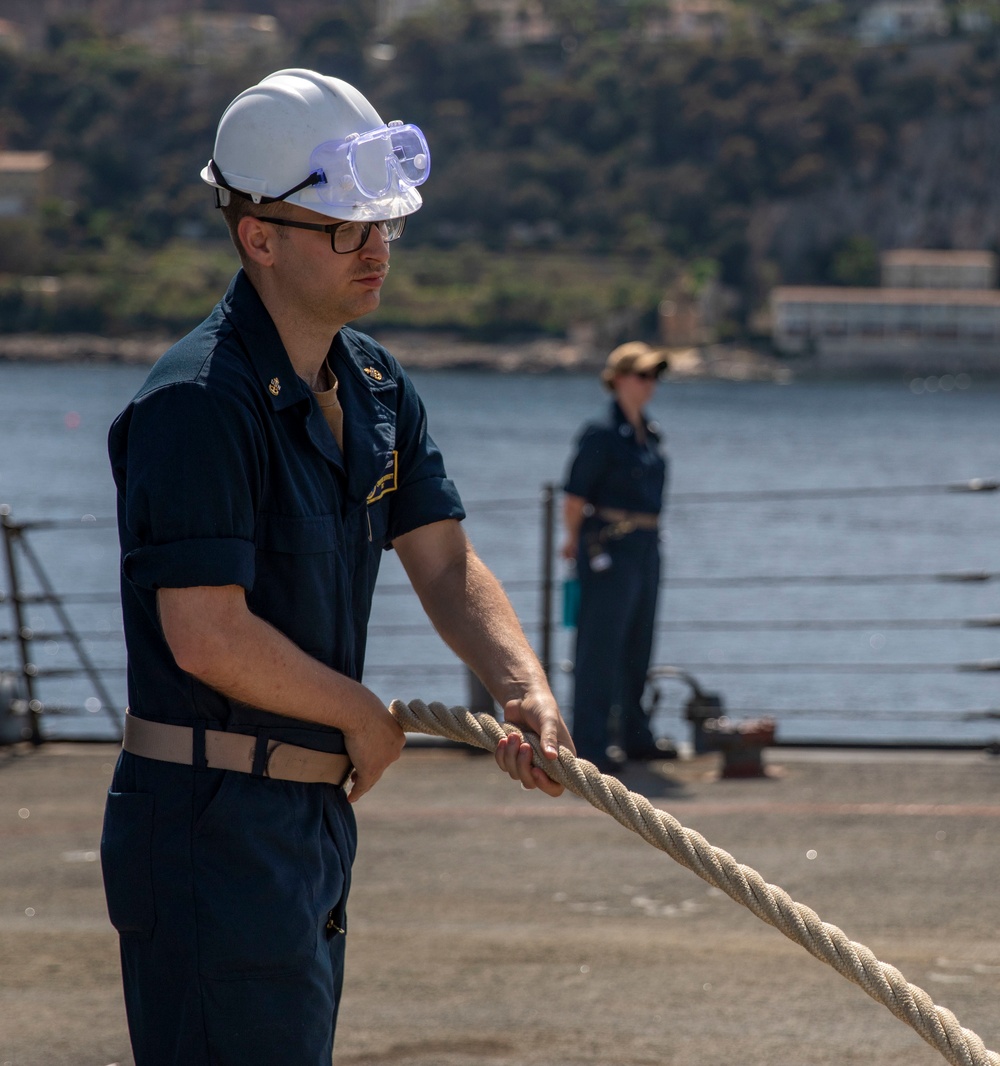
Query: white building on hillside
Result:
<box><xmin>880</xmin><ymin>249</ymin><xmax>996</xmax><ymax>290</ymax></box>
<box><xmin>852</xmin><ymin>0</ymin><xmax>946</xmax><ymax>44</ymax></box>
<box><xmin>771</xmin><ymin>250</ymin><xmax>1000</xmax><ymax>373</ymax></box>
<box><xmin>857</xmin><ymin>0</ymin><xmax>949</xmax><ymax>45</ymax></box>
<box><xmin>0</xmin><ymin>151</ymin><xmax>52</xmax><ymax>218</ymax></box>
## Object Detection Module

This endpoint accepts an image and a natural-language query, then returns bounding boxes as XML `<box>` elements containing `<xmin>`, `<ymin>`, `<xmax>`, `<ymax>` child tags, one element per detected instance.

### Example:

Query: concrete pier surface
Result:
<box><xmin>2</xmin><ymin>739</ymin><xmax>998</xmax><ymax>1066</ymax></box>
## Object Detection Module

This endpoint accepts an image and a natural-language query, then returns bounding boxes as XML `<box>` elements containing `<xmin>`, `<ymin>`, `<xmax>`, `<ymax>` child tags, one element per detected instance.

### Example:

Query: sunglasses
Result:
<box><xmin>631</xmin><ymin>370</ymin><xmax>660</xmax><ymax>381</ymax></box>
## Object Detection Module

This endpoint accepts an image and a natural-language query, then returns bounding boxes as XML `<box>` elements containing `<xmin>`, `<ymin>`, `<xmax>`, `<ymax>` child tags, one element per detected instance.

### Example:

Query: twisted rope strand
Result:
<box><xmin>390</xmin><ymin>699</ymin><xmax>998</xmax><ymax>1066</ymax></box>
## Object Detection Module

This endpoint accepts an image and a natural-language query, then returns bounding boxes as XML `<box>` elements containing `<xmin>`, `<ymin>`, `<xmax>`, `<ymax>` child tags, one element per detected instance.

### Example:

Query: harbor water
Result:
<box><xmin>2</xmin><ymin>357</ymin><xmax>1000</xmax><ymax>747</ymax></box>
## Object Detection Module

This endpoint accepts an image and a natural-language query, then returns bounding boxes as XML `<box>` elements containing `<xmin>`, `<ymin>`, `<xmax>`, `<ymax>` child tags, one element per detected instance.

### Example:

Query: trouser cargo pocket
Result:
<box><xmin>192</xmin><ymin>773</ymin><xmax>337</xmax><ymax>979</ymax></box>
<box><xmin>101</xmin><ymin>790</ymin><xmax>156</xmax><ymax>940</ymax></box>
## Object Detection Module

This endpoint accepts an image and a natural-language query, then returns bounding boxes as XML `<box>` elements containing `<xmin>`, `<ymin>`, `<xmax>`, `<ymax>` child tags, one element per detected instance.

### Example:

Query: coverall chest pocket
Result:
<box><xmin>255</xmin><ymin>511</ymin><xmax>338</xmax><ymax>555</ymax></box>
<box><xmin>252</xmin><ymin>512</ymin><xmax>341</xmax><ymax>652</ymax></box>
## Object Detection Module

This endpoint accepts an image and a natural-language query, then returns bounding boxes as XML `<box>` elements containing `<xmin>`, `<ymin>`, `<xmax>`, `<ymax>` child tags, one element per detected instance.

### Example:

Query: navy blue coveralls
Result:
<box><xmin>564</xmin><ymin>400</ymin><xmax>667</xmax><ymax>767</ymax></box>
<box><xmin>101</xmin><ymin>270</ymin><xmax>464</xmax><ymax>1066</ymax></box>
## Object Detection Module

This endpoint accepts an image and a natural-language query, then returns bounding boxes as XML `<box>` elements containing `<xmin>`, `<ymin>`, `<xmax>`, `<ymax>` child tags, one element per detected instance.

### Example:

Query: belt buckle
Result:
<box><xmin>260</xmin><ymin>738</ymin><xmax>289</xmax><ymax>779</ymax></box>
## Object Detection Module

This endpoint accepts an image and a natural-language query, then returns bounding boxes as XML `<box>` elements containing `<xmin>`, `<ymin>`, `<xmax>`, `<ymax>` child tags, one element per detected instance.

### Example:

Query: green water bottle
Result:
<box><xmin>562</xmin><ymin>561</ymin><xmax>580</xmax><ymax>629</ymax></box>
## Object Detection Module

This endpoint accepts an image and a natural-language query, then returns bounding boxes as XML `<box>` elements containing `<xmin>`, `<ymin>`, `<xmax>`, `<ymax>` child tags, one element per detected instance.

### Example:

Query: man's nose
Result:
<box><xmin>360</xmin><ymin>224</ymin><xmax>390</xmax><ymax>260</ymax></box>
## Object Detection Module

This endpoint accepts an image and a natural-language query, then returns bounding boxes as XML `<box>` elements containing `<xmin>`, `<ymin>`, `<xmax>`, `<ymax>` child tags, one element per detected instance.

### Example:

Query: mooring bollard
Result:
<box><xmin>703</xmin><ymin>715</ymin><xmax>777</xmax><ymax>778</ymax></box>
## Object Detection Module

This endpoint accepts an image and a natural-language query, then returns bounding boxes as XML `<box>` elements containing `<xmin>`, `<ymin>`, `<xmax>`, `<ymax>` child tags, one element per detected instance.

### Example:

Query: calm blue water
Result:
<box><xmin>2</xmin><ymin>357</ymin><xmax>1000</xmax><ymax>746</ymax></box>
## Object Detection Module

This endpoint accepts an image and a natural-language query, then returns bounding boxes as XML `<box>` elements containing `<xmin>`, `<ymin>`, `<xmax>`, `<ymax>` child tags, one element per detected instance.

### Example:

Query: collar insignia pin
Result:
<box><xmin>363</xmin><ymin>366</ymin><xmax>383</xmax><ymax>381</ymax></box>
<box><xmin>269</xmin><ymin>377</ymin><xmax>281</xmax><ymax>396</ymax></box>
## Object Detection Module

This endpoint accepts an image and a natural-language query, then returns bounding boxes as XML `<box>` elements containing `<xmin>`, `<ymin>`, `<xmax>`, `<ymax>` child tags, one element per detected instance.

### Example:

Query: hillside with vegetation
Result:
<box><xmin>2</xmin><ymin>0</ymin><xmax>1000</xmax><ymax>344</ymax></box>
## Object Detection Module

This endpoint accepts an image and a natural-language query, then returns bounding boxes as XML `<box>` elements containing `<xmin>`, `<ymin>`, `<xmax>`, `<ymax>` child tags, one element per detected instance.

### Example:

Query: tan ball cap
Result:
<box><xmin>601</xmin><ymin>341</ymin><xmax>670</xmax><ymax>389</ymax></box>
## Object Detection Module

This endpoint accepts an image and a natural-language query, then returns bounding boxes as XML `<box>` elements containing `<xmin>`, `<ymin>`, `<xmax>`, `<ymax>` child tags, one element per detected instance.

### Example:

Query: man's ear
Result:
<box><xmin>237</xmin><ymin>215</ymin><xmax>277</xmax><ymax>268</ymax></box>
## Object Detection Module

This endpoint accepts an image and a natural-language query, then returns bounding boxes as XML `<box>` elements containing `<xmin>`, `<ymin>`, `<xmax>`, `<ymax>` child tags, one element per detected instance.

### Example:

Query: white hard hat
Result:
<box><xmin>200</xmin><ymin>68</ymin><xmax>430</xmax><ymax>221</ymax></box>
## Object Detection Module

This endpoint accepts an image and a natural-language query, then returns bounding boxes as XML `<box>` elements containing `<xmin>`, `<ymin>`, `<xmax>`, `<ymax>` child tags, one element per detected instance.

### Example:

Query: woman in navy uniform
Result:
<box><xmin>562</xmin><ymin>342</ymin><xmax>669</xmax><ymax>772</ymax></box>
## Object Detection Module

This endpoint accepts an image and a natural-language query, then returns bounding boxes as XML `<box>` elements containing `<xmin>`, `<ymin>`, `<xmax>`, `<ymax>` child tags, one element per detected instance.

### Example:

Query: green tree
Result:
<box><xmin>830</xmin><ymin>235</ymin><xmax>880</xmax><ymax>286</ymax></box>
<box><xmin>296</xmin><ymin>5</ymin><xmax>377</xmax><ymax>86</ymax></box>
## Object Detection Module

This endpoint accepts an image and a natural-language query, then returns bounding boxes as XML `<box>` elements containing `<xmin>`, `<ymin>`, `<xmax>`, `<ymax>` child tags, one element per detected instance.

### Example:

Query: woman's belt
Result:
<box><xmin>122</xmin><ymin>710</ymin><xmax>353</xmax><ymax>786</ymax></box>
<box><xmin>593</xmin><ymin>506</ymin><xmax>660</xmax><ymax>531</ymax></box>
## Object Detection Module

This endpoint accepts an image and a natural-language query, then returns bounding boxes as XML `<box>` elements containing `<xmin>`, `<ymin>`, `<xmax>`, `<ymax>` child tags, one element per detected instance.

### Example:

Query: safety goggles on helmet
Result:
<box><xmin>309</xmin><ymin>122</ymin><xmax>430</xmax><ymax>203</ymax></box>
<box><xmin>206</xmin><ymin>121</ymin><xmax>430</xmax><ymax>211</ymax></box>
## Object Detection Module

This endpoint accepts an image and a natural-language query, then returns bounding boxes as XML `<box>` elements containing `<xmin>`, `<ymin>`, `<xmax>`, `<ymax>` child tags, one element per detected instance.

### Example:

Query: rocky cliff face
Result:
<box><xmin>750</xmin><ymin>101</ymin><xmax>1000</xmax><ymax>279</ymax></box>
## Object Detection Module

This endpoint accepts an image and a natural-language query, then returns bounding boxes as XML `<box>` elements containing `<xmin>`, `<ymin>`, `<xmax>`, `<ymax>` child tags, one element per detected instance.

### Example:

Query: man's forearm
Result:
<box><xmin>157</xmin><ymin>585</ymin><xmax>385</xmax><ymax>733</ymax></box>
<box><xmin>395</xmin><ymin>519</ymin><xmax>573</xmax><ymax>789</ymax></box>
<box><xmin>562</xmin><ymin>493</ymin><xmax>586</xmax><ymax>557</ymax></box>
<box><xmin>410</xmin><ymin>544</ymin><xmax>548</xmax><ymax>707</ymax></box>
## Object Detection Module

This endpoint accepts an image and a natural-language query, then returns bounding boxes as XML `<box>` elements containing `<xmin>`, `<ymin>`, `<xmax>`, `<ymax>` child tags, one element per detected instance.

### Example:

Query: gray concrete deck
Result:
<box><xmin>2</xmin><ymin>739</ymin><xmax>998</xmax><ymax>1065</ymax></box>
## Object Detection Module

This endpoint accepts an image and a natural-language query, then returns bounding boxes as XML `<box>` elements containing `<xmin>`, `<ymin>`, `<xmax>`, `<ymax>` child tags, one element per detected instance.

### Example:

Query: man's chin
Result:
<box><xmin>344</xmin><ymin>292</ymin><xmax>381</xmax><ymax>325</ymax></box>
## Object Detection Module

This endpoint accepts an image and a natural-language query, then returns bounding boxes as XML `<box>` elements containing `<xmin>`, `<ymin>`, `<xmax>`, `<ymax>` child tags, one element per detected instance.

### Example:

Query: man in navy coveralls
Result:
<box><xmin>101</xmin><ymin>68</ymin><xmax>573</xmax><ymax>1066</ymax></box>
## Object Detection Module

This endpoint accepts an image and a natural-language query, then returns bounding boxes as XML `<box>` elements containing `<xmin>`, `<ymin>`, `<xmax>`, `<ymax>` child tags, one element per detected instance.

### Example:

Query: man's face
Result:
<box><xmin>263</xmin><ymin>204</ymin><xmax>393</xmax><ymax>330</ymax></box>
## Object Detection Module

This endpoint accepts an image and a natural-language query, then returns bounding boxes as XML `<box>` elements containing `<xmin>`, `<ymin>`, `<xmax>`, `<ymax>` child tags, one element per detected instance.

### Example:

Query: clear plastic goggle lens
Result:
<box><xmin>310</xmin><ymin>123</ymin><xmax>431</xmax><ymax>204</ymax></box>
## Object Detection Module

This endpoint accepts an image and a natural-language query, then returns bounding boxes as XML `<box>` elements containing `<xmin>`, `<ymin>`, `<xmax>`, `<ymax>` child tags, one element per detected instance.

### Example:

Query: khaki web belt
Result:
<box><xmin>594</xmin><ymin>507</ymin><xmax>660</xmax><ymax>531</ymax></box>
<box><xmin>122</xmin><ymin>710</ymin><xmax>352</xmax><ymax>786</ymax></box>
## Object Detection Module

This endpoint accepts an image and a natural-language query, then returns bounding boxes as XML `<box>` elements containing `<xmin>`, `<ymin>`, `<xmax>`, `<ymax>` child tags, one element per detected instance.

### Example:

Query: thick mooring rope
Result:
<box><xmin>390</xmin><ymin>699</ymin><xmax>998</xmax><ymax>1066</ymax></box>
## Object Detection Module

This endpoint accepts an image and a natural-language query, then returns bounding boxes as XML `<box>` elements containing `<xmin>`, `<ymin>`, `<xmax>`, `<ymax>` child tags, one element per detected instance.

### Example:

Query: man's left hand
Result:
<box><xmin>495</xmin><ymin>690</ymin><xmax>575</xmax><ymax>798</ymax></box>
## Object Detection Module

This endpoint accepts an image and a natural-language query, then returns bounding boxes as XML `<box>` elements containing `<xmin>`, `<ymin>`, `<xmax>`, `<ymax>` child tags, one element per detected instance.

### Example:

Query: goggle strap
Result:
<box><xmin>208</xmin><ymin>159</ymin><xmax>325</xmax><ymax>206</ymax></box>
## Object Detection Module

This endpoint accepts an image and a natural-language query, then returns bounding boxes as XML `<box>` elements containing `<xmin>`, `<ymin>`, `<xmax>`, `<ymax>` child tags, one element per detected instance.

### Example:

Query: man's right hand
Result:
<box><xmin>341</xmin><ymin>695</ymin><xmax>406</xmax><ymax>803</ymax></box>
<box><xmin>157</xmin><ymin>584</ymin><xmax>405</xmax><ymax>802</ymax></box>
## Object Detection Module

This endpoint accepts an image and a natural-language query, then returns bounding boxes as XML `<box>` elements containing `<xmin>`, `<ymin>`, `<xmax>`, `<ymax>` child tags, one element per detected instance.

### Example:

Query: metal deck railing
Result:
<box><xmin>2</xmin><ymin>475</ymin><xmax>1000</xmax><ymax>749</ymax></box>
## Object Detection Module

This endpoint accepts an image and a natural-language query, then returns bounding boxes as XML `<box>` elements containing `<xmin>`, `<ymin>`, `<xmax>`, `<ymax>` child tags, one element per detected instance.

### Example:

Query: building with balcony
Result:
<box><xmin>880</xmin><ymin>249</ymin><xmax>997</xmax><ymax>290</ymax></box>
<box><xmin>645</xmin><ymin>0</ymin><xmax>736</xmax><ymax>43</ymax></box>
<box><xmin>857</xmin><ymin>0</ymin><xmax>949</xmax><ymax>45</ymax></box>
<box><xmin>771</xmin><ymin>250</ymin><xmax>1000</xmax><ymax>373</ymax></box>
<box><xmin>0</xmin><ymin>151</ymin><xmax>52</xmax><ymax>218</ymax></box>
<box><xmin>0</xmin><ymin>18</ymin><xmax>27</xmax><ymax>52</ymax></box>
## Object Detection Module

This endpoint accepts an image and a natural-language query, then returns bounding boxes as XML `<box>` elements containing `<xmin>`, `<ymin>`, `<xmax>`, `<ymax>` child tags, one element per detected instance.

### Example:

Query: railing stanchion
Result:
<box><xmin>14</xmin><ymin>530</ymin><xmax>123</xmax><ymax>738</ymax></box>
<box><xmin>540</xmin><ymin>483</ymin><xmax>555</xmax><ymax>681</ymax></box>
<box><xmin>0</xmin><ymin>506</ymin><xmax>41</xmax><ymax>744</ymax></box>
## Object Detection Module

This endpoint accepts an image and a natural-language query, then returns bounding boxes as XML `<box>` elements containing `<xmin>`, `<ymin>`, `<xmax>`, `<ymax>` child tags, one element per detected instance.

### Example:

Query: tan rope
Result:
<box><xmin>390</xmin><ymin>698</ymin><xmax>999</xmax><ymax>1066</ymax></box>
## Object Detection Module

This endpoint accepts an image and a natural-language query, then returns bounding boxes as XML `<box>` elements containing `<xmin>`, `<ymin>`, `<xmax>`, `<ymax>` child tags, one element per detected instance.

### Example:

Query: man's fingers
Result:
<box><xmin>503</xmin><ymin>696</ymin><xmax>575</xmax><ymax>760</ymax></box>
<box><xmin>346</xmin><ymin>769</ymin><xmax>378</xmax><ymax>804</ymax></box>
<box><xmin>493</xmin><ymin>733</ymin><xmax>565</xmax><ymax>796</ymax></box>
<box><xmin>531</xmin><ymin>765</ymin><xmax>564</xmax><ymax>797</ymax></box>
<box><xmin>539</xmin><ymin>720</ymin><xmax>560</xmax><ymax>758</ymax></box>
<box><xmin>495</xmin><ymin>733</ymin><xmax>532</xmax><ymax>781</ymax></box>
<box><xmin>493</xmin><ymin>734</ymin><xmax>519</xmax><ymax>778</ymax></box>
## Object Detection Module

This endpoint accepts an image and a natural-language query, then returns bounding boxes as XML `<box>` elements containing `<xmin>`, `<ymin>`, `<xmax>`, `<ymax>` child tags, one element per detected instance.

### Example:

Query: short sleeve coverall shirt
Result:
<box><xmin>564</xmin><ymin>399</ymin><xmax>667</xmax><ymax>766</ymax></box>
<box><xmin>101</xmin><ymin>270</ymin><xmax>464</xmax><ymax>1066</ymax></box>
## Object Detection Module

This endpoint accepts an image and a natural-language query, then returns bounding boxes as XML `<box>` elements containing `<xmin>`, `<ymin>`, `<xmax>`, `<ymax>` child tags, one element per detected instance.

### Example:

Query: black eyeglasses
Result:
<box><xmin>631</xmin><ymin>370</ymin><xmax>661</xmax><ymax>381</ymax></box>
<box><xmin>250</xmin><ymin>215</ymin><xmax>407</xmax><ymax>254</ymax></box>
